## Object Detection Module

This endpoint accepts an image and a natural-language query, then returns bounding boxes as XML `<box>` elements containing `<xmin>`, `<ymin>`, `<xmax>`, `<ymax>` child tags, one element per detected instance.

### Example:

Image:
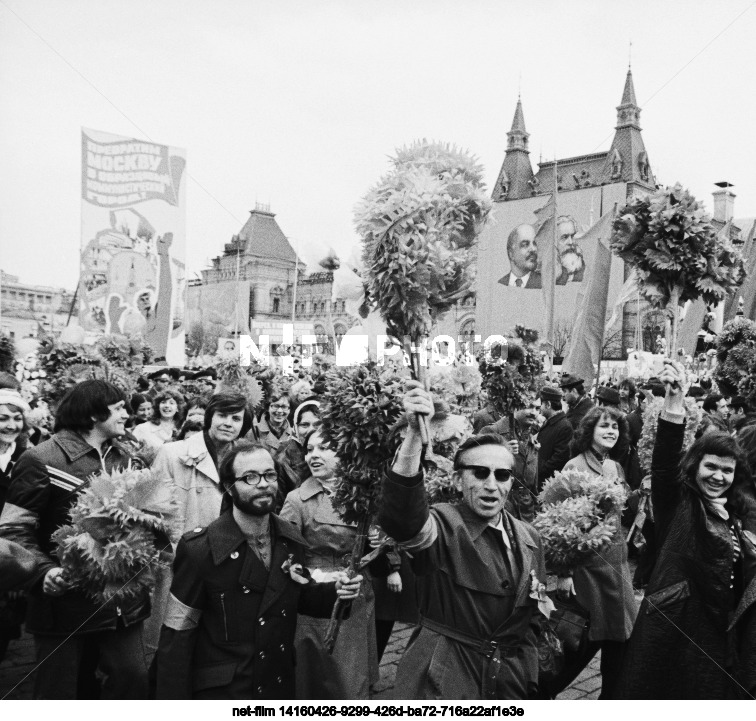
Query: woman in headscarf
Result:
<box><xmin>618</xmin><ymin>360</ymin><xmax>756</xmax><ymax>699</ymax></box>
<box><xmin>274</xmin><ymin>399</ymin><xmax>320</xmax><ymax>504</ymax></box>
<box><xmin>0</xmin><ymin>389</ymin><xmax>32</xmax><ymax>663</ymax></box>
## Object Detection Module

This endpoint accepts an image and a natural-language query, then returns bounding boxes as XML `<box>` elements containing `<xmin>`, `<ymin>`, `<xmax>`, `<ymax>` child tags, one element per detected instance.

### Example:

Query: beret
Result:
<box><xmin>596</xmin><ymin>386</ymin><xmax>621</xmax><ymax>406</ymax></box>
<box><xmin>540</xmin><ymin>385</ymin><xmax>563</xmax><ymax>402</ymax></box>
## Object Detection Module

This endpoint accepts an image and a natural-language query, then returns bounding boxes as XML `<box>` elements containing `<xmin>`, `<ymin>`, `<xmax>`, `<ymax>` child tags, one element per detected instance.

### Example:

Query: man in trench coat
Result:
<box><xmin>378</xmin><ymin>384</ymin><xmax>547</xmax><ymax>700</ymax></box>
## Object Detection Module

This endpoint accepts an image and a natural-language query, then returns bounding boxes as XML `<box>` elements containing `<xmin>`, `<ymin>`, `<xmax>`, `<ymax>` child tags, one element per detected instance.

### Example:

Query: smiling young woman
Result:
<box><xmin>541</xmin><ymin>405</ymin><xmax>637</xmax><ymax>700</ymax></box>
<box><xmin>618</xmin><ymin>360</ymin><xmax>756</xmax><ymax>700</ymax></box>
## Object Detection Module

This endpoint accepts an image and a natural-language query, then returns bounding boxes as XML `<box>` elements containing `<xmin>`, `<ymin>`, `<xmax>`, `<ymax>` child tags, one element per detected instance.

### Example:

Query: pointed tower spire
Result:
<box><xmin>507</xmin><ymin>95</ymin><xmax>529</xmax><ymax>151</ymax></box>
<box><xmin>602</xmin><ymin>68</ymin><xmax>654</xmax><ymax>191</ymax></box>
<box><xmin>616</xmin><ymin>68</ymin><xmax>640</xmax><ymax>128</ymax></box>
<box><xmin>493</xmin><ymin>95</ymin><xmax>535</xmax><ymax>201</ymax></box>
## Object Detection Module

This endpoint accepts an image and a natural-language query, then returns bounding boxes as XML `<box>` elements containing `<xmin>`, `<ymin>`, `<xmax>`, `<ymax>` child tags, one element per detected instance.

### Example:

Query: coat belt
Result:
<box><xmin>420</xmin><ymin>616</ymin><xmax>519</xmax><ymax>699</ymax></box>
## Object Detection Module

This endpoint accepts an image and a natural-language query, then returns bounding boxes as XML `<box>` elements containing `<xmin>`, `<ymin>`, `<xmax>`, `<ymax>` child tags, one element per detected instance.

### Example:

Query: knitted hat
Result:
<box><xmin>0</xmin><ymin>389</ymin><xmax>30</xmax><ymax>414</ymax></box>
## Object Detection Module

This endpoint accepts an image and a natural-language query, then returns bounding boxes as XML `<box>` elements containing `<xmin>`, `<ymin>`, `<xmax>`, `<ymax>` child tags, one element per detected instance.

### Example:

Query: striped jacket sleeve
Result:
<box><xmin>0</xmin><ymin>452</ymin><xmax>57</xmax><ymax>584</ymax></box>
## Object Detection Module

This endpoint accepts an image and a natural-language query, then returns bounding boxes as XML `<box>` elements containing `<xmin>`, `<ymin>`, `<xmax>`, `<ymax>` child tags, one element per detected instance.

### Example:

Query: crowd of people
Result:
<box><xmin>0</xmin><ymin>352</ymin><xmax>755</xmax><ymax>701</ymax></box>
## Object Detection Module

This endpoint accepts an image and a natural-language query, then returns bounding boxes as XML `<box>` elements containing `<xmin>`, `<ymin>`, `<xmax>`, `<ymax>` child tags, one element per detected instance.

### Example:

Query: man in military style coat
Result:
<box><xmin>156</xmin><ymin>440</ymin><xmax>361</xmax><ymax>700</ymax></box>
<box><xmin>378</xmin><ymin>383</ymin><xmax>547</xmax><ymax>700</ymax></box>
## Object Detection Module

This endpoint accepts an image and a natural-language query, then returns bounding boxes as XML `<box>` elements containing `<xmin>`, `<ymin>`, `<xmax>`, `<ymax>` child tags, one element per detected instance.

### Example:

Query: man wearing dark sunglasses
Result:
<box><xmin>378</xmin><ymin>382</ymin><xmax>546</xmax><ymax>700</ymax></box>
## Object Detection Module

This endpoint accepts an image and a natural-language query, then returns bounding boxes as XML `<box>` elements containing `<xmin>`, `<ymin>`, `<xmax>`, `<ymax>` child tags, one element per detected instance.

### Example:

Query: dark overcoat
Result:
<box><xmin>536</xmin><ymin>411</ymin><xmax>573</xmax><ymax>488</ymax></box>
<box><xmin>156</xmin><ymin>510</ymin><xmax>336</xmax><ymax>700</ymax></box>
<box><xmin>618</xmin><ymin>417</ymin><xmax>756</xmax><ymax>699</ymax></box>
<box><xmin>563</xmin><ymin>452</ymin><xmax>638</xmax><ymax>641</ymax></box>
<box><xmin>379</xmin><ymin>468</ymin><xmax>546</xmax><ymax>700</ymax></box>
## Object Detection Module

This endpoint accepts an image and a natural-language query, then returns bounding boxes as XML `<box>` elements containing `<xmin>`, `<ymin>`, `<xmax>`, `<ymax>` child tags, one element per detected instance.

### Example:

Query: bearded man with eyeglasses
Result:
<box><xmin>156</xmin><ymin>440</ymin><xmax>362</xmax><ymax>699</ymax></box>
<box><xmin>378</xmin><ymin>383</ymin><xmax>546</xmax><ymax>700</ymax></box>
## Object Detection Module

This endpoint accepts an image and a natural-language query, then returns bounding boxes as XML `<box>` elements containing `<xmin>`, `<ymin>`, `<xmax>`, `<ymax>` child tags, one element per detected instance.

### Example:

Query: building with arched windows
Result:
<box><xmin>185</xmin><ymin>204</ymin><xmax>356</xmax><ymax>351</ymax></box>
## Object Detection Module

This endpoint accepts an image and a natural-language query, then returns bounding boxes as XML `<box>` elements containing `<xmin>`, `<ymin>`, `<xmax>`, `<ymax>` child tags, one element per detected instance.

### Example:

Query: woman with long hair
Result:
<box><xmin>544</xmin><ymin>404</ymin><xmax>638</xmax><ymax>699</ymax></box>
<box><xmin>618</xmin><ymin>361</ymin><xmax>756</xmax><ymax>699</ymax></box>
<box><xmin>132</xmin><ymin>389</ymin><xmax>184</xmax><ymax>462</ymax></box>
<box><xmin>279</xmin><ymin>429</ymin><xmax>378</xmax><ymax>699</ymax></box>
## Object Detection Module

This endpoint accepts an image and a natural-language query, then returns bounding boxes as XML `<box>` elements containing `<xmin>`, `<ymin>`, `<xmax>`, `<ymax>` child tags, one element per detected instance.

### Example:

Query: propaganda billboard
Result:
<box><xmin>474</xmin><ymin>183</ymin><xmax>628</xmax><ymax>352</ymax></box>
<box><xmin>79</xmin><ymin>128</ymin><xmax>186</xmax><ymax>364</ymax></box>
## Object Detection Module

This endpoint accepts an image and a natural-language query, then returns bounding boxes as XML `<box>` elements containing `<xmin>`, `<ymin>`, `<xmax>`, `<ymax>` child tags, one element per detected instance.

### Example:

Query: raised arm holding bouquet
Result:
<box><xmin>610</xmin><ymin>184</ymin><xmax>744</xmax><ymax>356</ymax></box>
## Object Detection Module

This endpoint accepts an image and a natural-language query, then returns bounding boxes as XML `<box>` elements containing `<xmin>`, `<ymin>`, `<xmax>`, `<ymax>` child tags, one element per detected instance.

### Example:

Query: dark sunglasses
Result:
<box><xmin>457</xmin><ymin>464</ymin><xmax>513</xmax><ymax>483</ymax></box>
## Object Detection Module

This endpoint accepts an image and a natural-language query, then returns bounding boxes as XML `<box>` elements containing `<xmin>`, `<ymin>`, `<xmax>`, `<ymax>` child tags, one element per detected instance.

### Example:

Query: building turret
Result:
<box><xmin>493</xmin><ymin>96</ymin><xmax>535</xmax><ymax>201</ymax></box>
<box><xmin>601</xmin><ymin>68</ymin><xmax>655</xmax><ymax>192</ymax></box>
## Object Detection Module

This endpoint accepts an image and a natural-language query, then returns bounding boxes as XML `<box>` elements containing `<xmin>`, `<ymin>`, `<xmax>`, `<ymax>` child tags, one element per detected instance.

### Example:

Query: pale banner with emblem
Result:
<box><xmin>79</xmin><ymin>128</ymin><xmax>186</xmax><ymax>364</ymax></box>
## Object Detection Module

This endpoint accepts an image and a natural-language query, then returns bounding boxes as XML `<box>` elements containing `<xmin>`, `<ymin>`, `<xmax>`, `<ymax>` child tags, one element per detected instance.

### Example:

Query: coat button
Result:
<box><xmin>259</xmin><ymin>618</ymin><xmax>265</xmax><ymax>625</ymax></box>
<box><xmin>243</xmin><ymin>586</ymin><xmax>250</xmax><ymax>594</ymax></box>
<box><xmin>230</xmin><ymin>551</ymin><xmax>240</xmax><ymax>560</ymax></box>
<box><xmin>281</xmin><ymin>609</ymin><xmax>287</xmax><ymax>617</ymax></box>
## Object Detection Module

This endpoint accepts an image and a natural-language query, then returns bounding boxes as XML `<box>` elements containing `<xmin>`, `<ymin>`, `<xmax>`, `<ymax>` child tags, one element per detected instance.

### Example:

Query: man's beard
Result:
<box><xmin>560</xmin><ymin>250</ymin><xmax>584</xmax><ymax>275</ymax></box>
<box><xmin>229</xmin><ymin>485</ymin><xmax>275</xmax><ymax>516</ymax></box>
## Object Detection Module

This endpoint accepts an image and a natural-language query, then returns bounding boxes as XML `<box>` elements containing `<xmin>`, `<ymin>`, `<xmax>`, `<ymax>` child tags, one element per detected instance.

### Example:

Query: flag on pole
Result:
<box><xmin>604</xmin><ymin>269</ymin><xmax>639</xmax><ymax>334</ymax></box>
<box><xmin>536</xmin><ymin>194</ymin><xmax>557</xmax><ymax>346</ymax></box>
<box><xmin>562</xmin><ymin>208</ymin><xmax>616</xmax><ymax>385</ymax></box>
<box><xmin>677</xmin><ymin>299</ymin><xmax>708</xmax><ymax>357</ymax></box>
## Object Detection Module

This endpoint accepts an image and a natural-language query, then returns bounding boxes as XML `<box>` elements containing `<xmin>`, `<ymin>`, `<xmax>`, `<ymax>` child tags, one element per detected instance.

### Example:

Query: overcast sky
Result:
<box><xmin>2</xmin><ymin>0</ymin><xmax>755</xmax><ymax>290</ymax></box>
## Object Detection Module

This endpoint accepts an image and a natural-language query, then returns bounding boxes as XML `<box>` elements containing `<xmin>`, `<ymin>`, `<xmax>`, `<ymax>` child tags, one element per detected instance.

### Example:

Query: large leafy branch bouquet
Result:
<box><xmin>611</xmin><ymin>184</ymin><xmax>744</xmax><ymax>354</ymax></box>
<box><xmin>317</xmin><ymin>362</ymin><xmax>405</xmax><ymax>650</ymax></box>
<box><xmin>533</xmin><ymin>469</ymin><xmax>628</xmax><ymax>576</ymax></box>
<box><xmin>479</xmin><ymin>338</ymin><xmax>543</xmax><ymax>416</ymax></box>
<box><xmin>52</xmin><ymin>467</ymin><xmax>179</xmax><ymax>604</ymax></box>
<box><xmin>318</xmin><ymin>363</ymin><xmax>405</xmax><ymax>525</ymax></box>
<box><xmin>714</xmin><ymin>317</ymin><xmax>756</xmax><ymax>399</ymax></box>
<box><xmin>356</xmin><ymin>141</ymin><xmax>492</xmax><ymax>341</ymax></box>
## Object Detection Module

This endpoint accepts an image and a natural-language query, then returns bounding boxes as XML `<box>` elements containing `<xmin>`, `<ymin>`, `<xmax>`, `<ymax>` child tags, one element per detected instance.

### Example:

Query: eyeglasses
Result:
<box><xmin>457</xmin><ymin>464</ymin><xmax>513</xmax><ymax>483</ymax></box>
<box><xmin>235</xmin><ymin>471</ymin><xmax>278</xmax><ymax>486</ymax></box>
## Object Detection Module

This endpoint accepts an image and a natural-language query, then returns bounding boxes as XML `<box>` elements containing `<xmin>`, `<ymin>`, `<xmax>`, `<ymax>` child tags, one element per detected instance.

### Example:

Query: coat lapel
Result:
<box><xmin>185</xmin><ymin>433</ymin><xmax>220</xmax><ymax>484</ymax></box>
<box><xmin>256</xmin><ymin>517</ymin><xmax>305</xmax><ymax>616</ymax></box>
<box><xmin>509</xmin><ymin>518</ymin><xmax>540</xmax><ymax>607</ymax></box>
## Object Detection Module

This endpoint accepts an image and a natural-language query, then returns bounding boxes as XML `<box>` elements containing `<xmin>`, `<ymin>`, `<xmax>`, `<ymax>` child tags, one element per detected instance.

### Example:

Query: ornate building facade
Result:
<box><xmin>185</xmin><ymin>204</ymin><xmax>355</xmax><ymax>350</ymax></box>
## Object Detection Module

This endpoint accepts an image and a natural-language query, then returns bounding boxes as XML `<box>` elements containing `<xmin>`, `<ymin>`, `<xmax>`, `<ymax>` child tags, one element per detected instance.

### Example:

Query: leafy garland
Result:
<box><xmin>478</xmin><ymin>338</ymin><xmax>544</xmax><ymax>415</ymax></box>
<box><xmin>714</xmin><ymin>317</ymin><xmax>756</xmax><ymax>398</ymax></box>
<box><xmin>52</xmin><ymin>467</ymin><xmax>178</xmax><ymax>604</ymax></box>
<box><xmin>533</xmin><ymin>468</ymin><xmax>628</xmax><ymax>575</ymax></box>
<box><xmin>611</xmin><ymin>184</ymin><xmax>745</xmax><ymax>310</ymax></box>
<box><xmin>355</xmin><ymin>140</ymin><xmax>492</xmax><ymax>340</ymax></box>
<box><xmin>637</xmin><ymin>397</ymin><xmax>702</xmax><ymax>472</ymax></box>
<box><xmin>317</xmin><ymin>362</ymin><xmax>405</xmax><ymax>525</ymax></box>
